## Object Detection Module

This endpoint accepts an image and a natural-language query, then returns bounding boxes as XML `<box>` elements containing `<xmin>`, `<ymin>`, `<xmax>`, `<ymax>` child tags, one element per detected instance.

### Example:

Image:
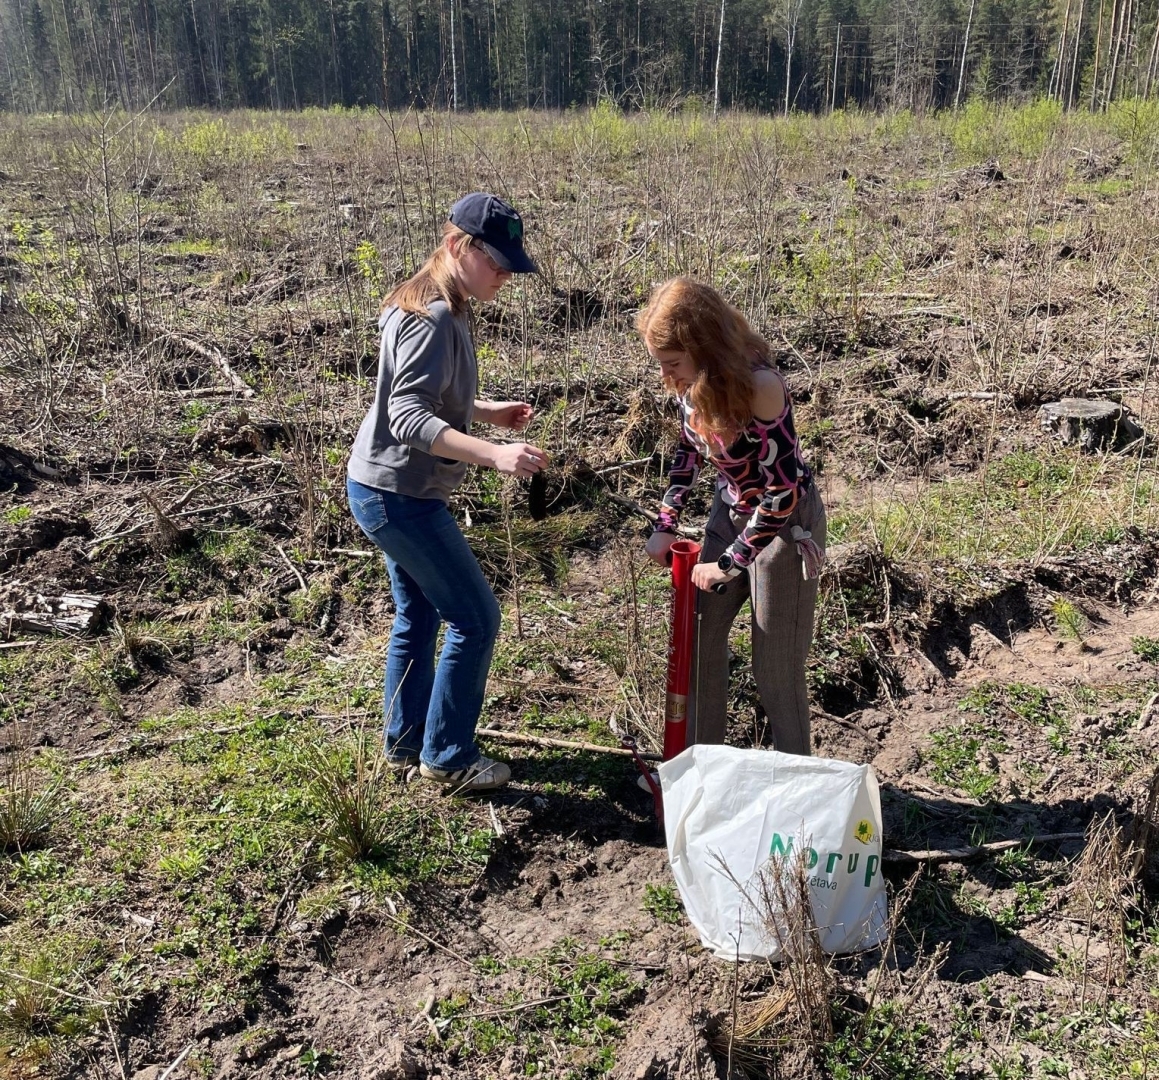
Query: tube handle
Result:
<box><xmin>665</xmin><ymin>549</ymin><xmax>728</xmax><ymax>592</ymax></box>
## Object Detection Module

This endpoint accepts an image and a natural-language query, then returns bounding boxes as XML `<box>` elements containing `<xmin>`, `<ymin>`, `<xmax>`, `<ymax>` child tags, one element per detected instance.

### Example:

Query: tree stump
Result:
<box><xmin>2</xmin><ymin>593</ymin><xmax>111</xmax><ymax>636</ymax></box>
<box><xmin>1038</xmin><ymin>398</ymin><xmax>1143</xmax><ymax>452</ymax></box>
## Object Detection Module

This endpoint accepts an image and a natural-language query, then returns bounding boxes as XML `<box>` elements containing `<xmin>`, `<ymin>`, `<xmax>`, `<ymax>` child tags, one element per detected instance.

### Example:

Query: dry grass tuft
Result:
<box><xmin>0</xmin><ymin>745</ymin><xmax>62</xmax><ymax>853</ymax></box>
<box><xmin>297</xmin><ymin>728</ymin><xmax>395</xmax><ymax>862</ymax></box>
<box><xmin>708</xmin><ymin>851</ymin><xmax>835</xmax><ymax>1077</ymax></box>
<box><xmin>1129</xmin><ymin>766</ymin><xmax>1159</xmax><ymax>884</ymax></box>
<box><xmin>708</xmin><ymin>865</ymin><xmax>951</xmax><ymax>1079</ymax></box>
<box><xmin>1069</xmin><ymin>809</ymin><xmax>1136</xmax><ymax>999</ymax></box>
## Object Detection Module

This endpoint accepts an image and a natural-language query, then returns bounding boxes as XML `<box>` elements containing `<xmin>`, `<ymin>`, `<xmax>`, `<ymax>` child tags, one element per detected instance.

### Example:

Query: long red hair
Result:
<box><xmin>381</xmin><ymin>222</ymin><xmax>472</xmax><ymax>317</ymax></box>
<box><xmin>636</xmin><ymin>277</ymin><xmax>771</xmax><ymax>446</ymax></box>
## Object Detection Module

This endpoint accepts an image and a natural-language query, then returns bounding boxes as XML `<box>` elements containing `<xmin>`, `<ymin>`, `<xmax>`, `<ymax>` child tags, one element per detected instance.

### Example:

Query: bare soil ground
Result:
<box><xmin>1</xmin><ymin>105</ymin><xmax>1158</xmax><ymax>1079</ymax></box>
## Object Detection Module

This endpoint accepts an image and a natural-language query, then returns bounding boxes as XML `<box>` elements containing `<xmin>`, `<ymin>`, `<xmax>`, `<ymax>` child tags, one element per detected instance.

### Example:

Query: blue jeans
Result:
<box><xmin>346</xmin><ymin>478</ymin><xmax>501</xmax><ymax>771</ymax></box>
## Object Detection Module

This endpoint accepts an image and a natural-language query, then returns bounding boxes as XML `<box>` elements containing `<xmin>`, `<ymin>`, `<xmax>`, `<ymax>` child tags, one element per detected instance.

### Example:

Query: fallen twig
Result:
<box><xmin>904</xmin><ymin>779</ymin><xmax>984</xmax><ymax>807</ymax></box>
<box><xmin>455</xmin><ymin>993</ymin><xmax>571</xmax><ymax>1020</ymax></box>
<box><xmin>103</xmin><ymin>1007</ymin><xmax>128</xmax><ymax>1080</ymax></box>
<box><xmin>87</xmin><ymin>490</ymin><xmax>282</xmax><ymax>557</ymax></box>
<box><xmin>0</xmin><ymin>968</ymin><xmax>111</xmax><ymax>1006</ymax></box>
<box><xmin>595</xmin><ymin>456</ymin><xmax>654</xmax><ymax>474</ymax></box>
<box><xmin>158</xmin><ymin>1044</ymin><xmax>194</xmax><ymax>1080</ymax></box>
<box><xmin>276</xmin><ymin>544</ymin><xmax>308</xmax><ymax>592</ymax></box>
<box><xmin>380</xmin><ymin>910</ymin><xmax>471</xmax><ymax>967</ymax></box>
<box><xmin>162</xmin><ymin>332</ymin><xmax>254</xmax><ymax>398</ymax></box>
<box><xmin>603</xmin><ymin>492</ymin><xmax>699</xmax><ymax>539</ymax></box>
<box><xmin>488</xmin><ymin>801</ymin><xmax>506</xmax><ymax>839</ymax></box>
<box><xmin>897</xmin><ymin>307</ymin><xmax>964</xmax><ymax>321</ymax></box>
<box><xmin>171</xmin><ymin>387</ymin><xmax>254</xmax><ymax>399</ymax></box>
<box><xmin>323</xmin><ymin>970</ymin><xmax>365</xmax><ymax>994</ymax></box>
<box><xmin>411</xmin><ymin>993</ymin><xmax>442</xmax><ymax>1042</ymax></box>
<box><xmin>477</xmin><ymin>727</ymin><xmax>661</xmax><ymax>761</ymax></box>
<box><xmin>260</xmin><ymin>840</ymin><xmax>315</xmax><ymax>949</ymax></box>
<box><xmin>883</xmin><ymin>832</ymin><xmax>1085</xmax><ymax>865</ymax></box>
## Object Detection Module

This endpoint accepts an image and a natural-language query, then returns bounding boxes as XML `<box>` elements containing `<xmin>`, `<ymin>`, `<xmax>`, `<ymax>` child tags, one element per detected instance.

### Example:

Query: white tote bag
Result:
<box><xmin>659</xmin><ymin>745</ymin><xmax>889</xmax><ymax>961</ymax></box>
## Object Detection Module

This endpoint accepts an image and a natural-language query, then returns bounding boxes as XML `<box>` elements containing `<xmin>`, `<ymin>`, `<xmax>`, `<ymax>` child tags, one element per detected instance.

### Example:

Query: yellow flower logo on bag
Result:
<box><xmin>853</xmin><ymin>820</ymin><xmax>875</xmax><ymax>845</ymax></box>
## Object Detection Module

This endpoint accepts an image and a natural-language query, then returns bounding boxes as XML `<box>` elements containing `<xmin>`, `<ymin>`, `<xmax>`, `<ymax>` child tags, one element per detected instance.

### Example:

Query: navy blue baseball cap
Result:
<box><xmin>449</xmin><ymin>192</ymin><xmax>537</xmax><ymax>274</ymax></box>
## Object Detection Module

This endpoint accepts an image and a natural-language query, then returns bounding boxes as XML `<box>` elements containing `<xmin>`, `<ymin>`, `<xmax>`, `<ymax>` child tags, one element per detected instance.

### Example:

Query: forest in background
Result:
<box><xmin>2</xmin><ymin>0</ymin><xmax>1159</xmax><ymax>115</ymax></box>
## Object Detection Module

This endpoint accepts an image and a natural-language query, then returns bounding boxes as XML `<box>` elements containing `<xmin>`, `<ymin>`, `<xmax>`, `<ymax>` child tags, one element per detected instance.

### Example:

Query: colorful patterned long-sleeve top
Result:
<box><xmin>654</xmin><ymin>369</ymin><xmax>815</xmax><ymax>571</ymax></box>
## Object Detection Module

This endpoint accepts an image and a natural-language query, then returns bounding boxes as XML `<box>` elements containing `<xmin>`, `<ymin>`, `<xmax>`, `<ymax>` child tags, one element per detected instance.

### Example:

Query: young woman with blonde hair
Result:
<box><xmin>638</xmin><ymin>277</ymin><xmax>826</xmax><ymax>755</ymax></box>
<box><xmin>347</xmin><ymin>193</ymin><xmax>547</xmax><ymax>792</ymax></box>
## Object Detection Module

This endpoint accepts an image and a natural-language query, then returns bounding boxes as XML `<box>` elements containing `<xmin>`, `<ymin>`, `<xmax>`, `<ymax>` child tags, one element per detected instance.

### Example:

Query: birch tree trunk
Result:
<box><xmin>780</xmin><ymin>0</ymin><xmax>804</xmax><ymax>116</ymax></box>
<box><xmin>1090</xmin><ymin>0</ymin><xmax>1106</xmax><ymax>109</ymax></box>
<box><xmin>1144</xmin><ymin>9</ymin><xmax>1159</xmax><ymax>98</ymax></box>
<box><xmin>451</xmin><ymin>0</ymin><xmax>458</xmax><ymax>110</ymax></box>
<box><xmin>1051</xmin><ymin>0</ymin><xmax>1072</xmax><ymax>101</ymax></box>
<box><xmin>1068</xmin><ymin>0</ymin><xmax>1086</xmax><ymax>108</ymax></box>
<box><xmin>956</xmin><ymin>0</ymin><xmax>976</xmax><ymax>108</ymax></box>
<box><xmin>713</xmin><ymin>0</ymin><xmax>724</xmax><ymax>117</ymax></box>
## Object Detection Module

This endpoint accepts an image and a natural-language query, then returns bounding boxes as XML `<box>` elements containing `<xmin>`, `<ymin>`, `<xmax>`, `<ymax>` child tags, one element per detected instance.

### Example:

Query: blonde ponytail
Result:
<box><xmin>381</xmin><ymin>223</ymin><xmax>471</xmax><ymax>317</ymax></box>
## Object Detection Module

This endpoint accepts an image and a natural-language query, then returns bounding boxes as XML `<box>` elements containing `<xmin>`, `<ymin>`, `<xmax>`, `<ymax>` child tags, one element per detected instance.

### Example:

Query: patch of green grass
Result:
<box><xmin>295</xmin><ymin>729</ymin><xmax>396</xmax><ymax>862</ymax></box>
<box><xmin>924</xmin><ymin>719</ymin><xmax>1004</xmax><ymax>801</ymax></box>
<box><xmin>76</xmin><ymin>640</ymin><xmax>141</xmax><ymax>714</ymax></box>
<box><xmin>642</xmin><ymin>882</ymin><xmax>682</xmax><ymax>924</ymax></box>
<box><xmin>1091</xmin><ymin>177</ymin><xmax>1132</xmax><ymax>197</ymax></box>
<box><xmin>992</xmin><ymin>881</ymin><xmax>1049</xmax><ymax>933</ymax></box>
<box><xmin>157</xmin><ymin>527</ymin><xmax>268</xmax><ymax>599</ymax></box>
<box><xmin>992</xmin><ymin>843</ymin><xmax>1035</xmax><ymax>881</ymax></box>
<box><xmin>0</xmin><ymin>933</ymin><xmax>109</xmax><ymax>1060</ymax></box>
<box><xmin>2</xmin><ymin>505</ymin><xmax>32</xmax><ymax>526</ymax></box>
<box><xmin>178</xmin><ymin>400</ymin><xmax>214</xmax><ymax>435</ymax></box>
<box><xmin>825</xmin><ymin>998</ymin><xmax>938</xmax><ymax>1080</ymax></box>
<box><xmin>158</xmin><ymin>846</ymin><xmax>209</xmax><ymax>882</ymax></box>
<box><xmin>507</xmin><ymin>748</ymin><xmax>625</xmax><ymax>800</ymax></box>
<box><xmin>961</xmin><ymin>680</ymin><xmax>1069</xmax><ymax>755</ymax></box>
<box><xmin>436</xmin><ymin>937</ymin><xmax>643</xmax><ymax>1078</ymax></box>
<box><xmin>294</xmin><ymin>881</ymin><xmax>349</xmax><ymax>923</ymax></box>
<box><xmin>516</xmin><ymin>703</ymin><xmax>615</xmax><ymax>746</ymax></box>
<box><xmin>0</xmin><ymin>689</ymin><xmax>498</xmax><ymax>1072</ymax></box>
<box><xmin>0</xmin><ymin>752</ymin><xmax>63</xmax><ymax>852</ymax></box>
<box><xmin>288</xmin><ymin>578</ymin><xmax>335</xmax><ymax>626</ymax></box>
<box><xmin>1004</xmin><ymin>1003</ymin><xmax>1159</xmax><ymax>1079</ymax></box>
<box><xmin>849</xmin><ymin>450</ymin><xmax>1151</xmax><ymax>566</ymax></box>
<box><xmin>469</xmin><ymin>509</ymin><xmax>602</xmax><ymax>584</ymax></box>
<box><xmin>200</xmin><ymin>526</ymin><xmax>264</xmax><ymax>574</ymax></box>
<box><xmin>1131</xmin><ymin>637</ymin><xmax>1159</xmax><ymax>663</ymax></box>
<box><xmin>165</xmin><ymin>237</ymin><xmax>221</xmax><ymax>256</ymax></box>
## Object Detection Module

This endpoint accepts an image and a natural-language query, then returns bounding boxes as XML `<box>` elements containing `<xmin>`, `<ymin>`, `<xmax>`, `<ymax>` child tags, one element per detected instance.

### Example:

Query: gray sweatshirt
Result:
<box><xmin>347</xmin><ymin>299</ymin><xmax>476</xmax><ymax>501</ymax></box>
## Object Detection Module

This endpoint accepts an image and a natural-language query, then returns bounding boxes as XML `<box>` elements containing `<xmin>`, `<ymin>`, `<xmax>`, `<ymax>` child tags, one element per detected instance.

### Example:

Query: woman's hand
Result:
<box><xmin>692</xmin><ymin>562</ymin><xmax>732</xmax><ymax>592</ymax></box>
<box><xmin>478</xmin><ymin>401</ymin><xmax>534</xmax><ymax>431</ymax></box>
<box><xmin>492</xmin><ymin>442</ymin><xmax>548</xmax><ymax>478</ymax></box>
<box><xmin>645</xmin><ymin>531</ymin><xmax>678</xmax><ymax>566</ymax></box>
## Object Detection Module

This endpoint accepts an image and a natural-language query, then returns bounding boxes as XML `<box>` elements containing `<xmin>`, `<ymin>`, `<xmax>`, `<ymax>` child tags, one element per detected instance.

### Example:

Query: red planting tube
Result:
<box><xmin>663</xmin><ymin>539</ymin><xmax>701</xmax><ymax>761</ymax></box>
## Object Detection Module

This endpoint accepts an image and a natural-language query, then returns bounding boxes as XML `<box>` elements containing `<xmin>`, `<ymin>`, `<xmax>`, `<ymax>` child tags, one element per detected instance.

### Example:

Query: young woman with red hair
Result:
<box><xmin>638</xmin><ymin>277</ymin><xmax>826</xmax><ymax>755</ymax></box>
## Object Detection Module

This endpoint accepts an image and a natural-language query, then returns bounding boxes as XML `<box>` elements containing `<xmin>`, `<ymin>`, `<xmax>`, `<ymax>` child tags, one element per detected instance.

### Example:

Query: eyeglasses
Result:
<box><xmin>471</xmin><ymin>241</ymin><xmax>508</xmax><ymax>274</ymax></box>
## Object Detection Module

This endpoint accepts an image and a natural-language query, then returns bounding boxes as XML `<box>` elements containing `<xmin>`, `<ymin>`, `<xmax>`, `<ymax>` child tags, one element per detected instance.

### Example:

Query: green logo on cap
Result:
<box><xmin>508</xmin><ymin>217</ymin><xmax>523</xmax><ymax>240</ymax></box>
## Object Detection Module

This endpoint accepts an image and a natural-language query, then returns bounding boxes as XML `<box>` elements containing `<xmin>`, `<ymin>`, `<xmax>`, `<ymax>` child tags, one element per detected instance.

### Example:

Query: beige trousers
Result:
<box><xmin>686</xmin><ymin>482</ymin><xmax>826</xmax><ymax>755</ymax></box>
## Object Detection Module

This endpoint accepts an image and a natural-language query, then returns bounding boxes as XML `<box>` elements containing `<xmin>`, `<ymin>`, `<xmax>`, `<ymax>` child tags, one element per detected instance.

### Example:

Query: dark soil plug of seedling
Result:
<box><xmin>528</xmin><ymin>470</ymin><xmax>547</xmax><ymax>521</ymax></box>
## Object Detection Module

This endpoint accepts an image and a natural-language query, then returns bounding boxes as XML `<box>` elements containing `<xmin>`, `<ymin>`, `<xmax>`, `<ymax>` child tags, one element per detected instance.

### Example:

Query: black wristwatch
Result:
<box><xmin>717</xmin><ymin>552</ymin><xmax>743</xmax><ymax>578</ymax></box>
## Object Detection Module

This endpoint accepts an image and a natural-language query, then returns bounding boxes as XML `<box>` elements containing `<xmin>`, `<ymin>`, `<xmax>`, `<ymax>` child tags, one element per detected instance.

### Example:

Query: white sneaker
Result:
<box><xmin>419</xmin><ymin>755</ymin><xmax>511</xmax><ymax>792</ymax></box>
